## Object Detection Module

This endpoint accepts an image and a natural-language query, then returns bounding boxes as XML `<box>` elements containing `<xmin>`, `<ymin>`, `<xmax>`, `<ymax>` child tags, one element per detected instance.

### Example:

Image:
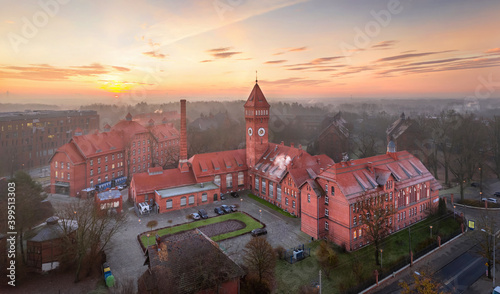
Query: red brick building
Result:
<box><xmin>95</xmin><ymin>189</ymin><xmax>123</xmax><ymax>215</ymax></box>
<box><xmin>0</xmin><ymin>110</ymin><xmax>99</xmax><ymax>176</ymax></box>
<box><xmin>129</xmin><ymin>82</ymin><xmax>441</xmax><ymax>251</ymax></box>
<box><xmin>49</xmin><ymin>114</ymin><xmax>179</xmax><ymax>197</ymax></box>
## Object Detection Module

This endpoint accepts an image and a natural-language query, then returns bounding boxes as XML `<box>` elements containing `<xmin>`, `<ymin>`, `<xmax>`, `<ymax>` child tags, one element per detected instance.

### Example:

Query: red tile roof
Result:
<box><xmin>53</xmin><ymin>142</ymin><xmax>86</xmax><ymax>165</ymax></box>
<box><xmin>132</xmin><ymin>167</ymin><xmax>197</xmax><ymax>195</ymax></box>
<box><xmin>150</xmin><ymin>123</ymin><xmax>179</xmax><ymax>142</ymax></box>
<box><xmin>244</xmin><ymin>83</ymin><xmax>270</xmax><ymax>109</ymax></box>
<box><xmin>71</xmin><ymin>130</ymin><xmax>124</xmax><ymax>158</ymax></box>
<box><xmin>189</xmin><ymin>149</ymin><xmax>247</xmax><ymax>182</ymax></box>
<box><xmin>319</xmin><ymin>151</ymin><xmax>440</xmax><ymax>200</ymax></box>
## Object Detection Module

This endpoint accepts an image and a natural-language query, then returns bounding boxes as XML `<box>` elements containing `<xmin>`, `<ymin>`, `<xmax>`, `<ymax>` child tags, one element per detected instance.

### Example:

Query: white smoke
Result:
<box><xmin>154</xmin><ymin>109</ymin><xmax>163</xmax><ymax>114</ymax></box>
<box><xmin>274</xmin><ymin>154</ymin><xmax>291</xmax><ymax>170</ymax></box>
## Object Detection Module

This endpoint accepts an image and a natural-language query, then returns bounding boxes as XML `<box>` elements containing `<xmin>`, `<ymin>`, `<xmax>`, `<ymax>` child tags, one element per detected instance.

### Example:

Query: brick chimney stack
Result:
<box><xmin>178</xmin><ymin>99</ymin><xmax>189</xmax><ymax>173</ymax></box>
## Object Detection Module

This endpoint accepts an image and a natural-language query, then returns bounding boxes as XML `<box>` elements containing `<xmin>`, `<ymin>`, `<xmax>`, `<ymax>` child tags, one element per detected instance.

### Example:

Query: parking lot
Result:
<box><xmin>94</xmin><ymin>189</ymin><xmax>311</xmax><ymax>285</ymax></box>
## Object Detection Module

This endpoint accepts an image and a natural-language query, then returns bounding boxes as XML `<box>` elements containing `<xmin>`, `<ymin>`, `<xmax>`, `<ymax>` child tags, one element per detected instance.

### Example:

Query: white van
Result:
<box><xmin>138</xmin><ymin>202</ymin><xmax>150</xmax><ymax>214</ymax></box>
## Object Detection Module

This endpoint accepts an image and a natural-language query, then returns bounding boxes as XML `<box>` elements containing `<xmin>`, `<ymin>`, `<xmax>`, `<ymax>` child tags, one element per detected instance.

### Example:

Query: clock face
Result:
<box><xmin>248</xmin><ymin>127</ymin><xmax>253</xmax><ymax>136</ymax></box>
<box><xmin>258</xmin><ymin>127</ymin><xmax>266</xmax><ymax>137</ymax></box>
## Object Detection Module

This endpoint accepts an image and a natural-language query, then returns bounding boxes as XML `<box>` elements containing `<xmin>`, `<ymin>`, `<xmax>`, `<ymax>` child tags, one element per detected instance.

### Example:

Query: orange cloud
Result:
<box><xmin>485</xmin><ymin>48</ymin><xmax>500</xmax><ymax>54</ymax></box>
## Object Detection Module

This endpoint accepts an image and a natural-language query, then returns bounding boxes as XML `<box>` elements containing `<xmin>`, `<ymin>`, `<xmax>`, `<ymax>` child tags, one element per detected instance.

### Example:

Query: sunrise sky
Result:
<box><xmin>1</xmin><ymin>0</ymin><xmax>499</xmax><ymax>105</ymax></box>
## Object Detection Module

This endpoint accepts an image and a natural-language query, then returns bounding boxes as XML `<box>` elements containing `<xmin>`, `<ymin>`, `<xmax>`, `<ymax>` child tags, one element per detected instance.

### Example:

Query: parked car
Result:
<box><xmin>191</xmin><ymin>212</ymin><xmax>201</xmax><ymax>220</ymax></box>
<box><xmin>221</xmin><ymin>204</ymin><xmax>232</xmax><ymax>213</ymax></box>
<box><xmin>470</xmin><ymin>182</ymin><xmax>480</xmax><ymax>187</ymax></box>
<box><xmin>494</xmin><ymin>191</ymin><xmax>500</xmax><ymax>197</ymax></box>
<box><xmin>116</xmin><ymin>185</ymin><xmax>125</xmax><ymax>190</ymax></box>
<box><xmin>138</xmin><ymin>202</ymin><xmax>150</xmax><ymax>215</ymax></box>
<box><xmin>488</xmin><ymin>198</ymin><xmax>498</xmax><ymax>203</ymax></box>
<box><xmin>220</xmin><ymin>194</ymin><xmax>226</xmax><ymax>200</ymax></box>
<box><xmin>230</xmin><ymin>205</ymin><xmax>238</xmax><ymax>212</ymax></box>
<box><xmin>231</xmin><ymin>192</ymin><xmax>239</xmax><ymax>198</ymax></box>
<box><xmin>198</xmin><ymin>209</ymin><xmax>208</xmax><ymax>219</ymax></box>
<box><xmin>214</xmin><ymin>207</ymin><xmax>225</xmax><ymax>215</ymax></box>
<box><xmin>251</xmin><ymin>228</ymin><xmax>267</xmax><ymax>237</ymax></box>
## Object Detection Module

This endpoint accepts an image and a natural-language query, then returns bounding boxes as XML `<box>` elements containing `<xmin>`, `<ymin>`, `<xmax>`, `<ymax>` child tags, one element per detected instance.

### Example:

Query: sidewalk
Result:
<box><xmin>369</xmin><ymin>230</ymin><xmax>497</xmax><ymax>294</ymax></box>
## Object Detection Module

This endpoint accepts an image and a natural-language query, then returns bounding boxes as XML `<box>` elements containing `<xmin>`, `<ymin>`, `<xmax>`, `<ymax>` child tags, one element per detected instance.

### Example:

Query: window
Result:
<box><xmin>359</xmin><ymin>229</ymin><xmax>362</xmax><ymax>238</ymax></box>
<box><xmin>166</xmin><ymin>199</ymin><xmax>172</xmax><ymax>209</ymax></box>
<box><xmin>105</xmin><ymin>165</ymin><xmax>108</xmax><ymax>172</ymax></box>
<box><xmin>261</xmin><ymin>178</ymin><xmax>266</xmax><ymax>194</ymax></box>
<box><xmin>105</xmin><ymin>175</ymin><xmax>108</xmax><ymax>181</ymax></box>
<box><xmin>90</xmin><ymin>169</ymin><xmax>93</xmax><ymax>176</ymax></box>
<box><xmin>90</xmin><ymin>179</ymin><xmax>93</xmax><ymax>187</ymax></box>
<box><xmin>214</xmin><ymin>175</ymin><xmax>221</xmax><ymax>186</ymax></box>
<box><xmin>112</xmin><ymin>164</ymin><xmax>115</xmax><ymax>169</ymax></box>
<box><xmin>67</xmin><ymin>173</ymin><xmax>70</xmax><ymax>180</ymax></box>
<box><xmin>308</xmin><ymin>194</ymin><xmax>311</xmax><ymax>203</ymax></box>
<box><xmin>325</xmin><ymin>208</ymin><xmax>329</xmax><ymax>217</ymax></box>
<box><xmin>189</xmin><ymin>195</ymin><xmax>194</xmax><ymax>204</ymax></box>
<box><xmin>226</xmin><ymin>174</ymin><xmax>233</xmax><ymax>188</ymax></box>
<box><xmin>98</xmin><ymin>177</ymin><xmax>101</xmax><ymax>184</ymax></box>
<box><xmin>202</xmin><ymin>193</ymin><xmax>207</xmax><ymax>202</ymax></box>
<box><xmin>285</xmin><ymin>198</ymin><xmax>288</xmax><ymax>206</ymax></box>
<box><xmin>325</xmin><ymin>184</ymin><xmax>328</xmax><ymax>194</ymax></box>
<box><xmin>255</xmin><ymin>177</ymin><xmax>259</xmax><ymax>191</ymax></box>
<box><xmin>331</xmin><ymin>186</ymin><xmax>335</xmax><ymax>196</ymax></box>
<box><xmin>105</xmin><ymin>156</ymin><xmax>108</xmax><ymax>162</ymax></box>
<box><xmin>277</xmin><ymin>184</ymin><xmax>282</xmax><ymax>202</ymax></box>
<box><xmin>55</xmin><ymin>171</ymin><xmax>58</xmax><ymax>178</ymax></box>
<box><xmin>67</xmin><ymin>162</ymin><xmax>70</xmax><ymax>169</ymax></box>
<box><xmin>98</xmin><ymin>167</ymin><xmax>101</xmax><ymax>174</ymax></box>
<box><xmin>325</xmin><ymin>196</ymin><xmax>329</xmax><ymax>205</ymax></box>
<box><xmin>55</xmin><ymin>161</ymin><xmax>58</xmax><ymax>168</ymax></box>
<box><xmin>390</xmin><ymin>192</ymin><xmax>393</xmax><ymax>201</ymax></box>
<box><xmin>353</xmin><ymin>230</ymin><xmax>357</xmax><ymax>239</ymax></box>
<box><xmin>325</xmin><ymin>222</ymin><xmax>329</xmax><ymax>231</ymax></box>
<box><xmin>292</xmin><ymin>200</ymin><xmax>295</xmax><ymax>208</ymax></box>
<box><xmin>180</xmin><ymin>196</ymin><xmax>186</xmax><ymax>206</ymax></box>
<box><xmin>112</xmin><ymin>154</ymin><xmax>115</xmax><ymax>161</ymax></box>
<box><xmin>98</xmin><ymin>158</ymin><xmax>101</xmax><ymax>164</ymax></box>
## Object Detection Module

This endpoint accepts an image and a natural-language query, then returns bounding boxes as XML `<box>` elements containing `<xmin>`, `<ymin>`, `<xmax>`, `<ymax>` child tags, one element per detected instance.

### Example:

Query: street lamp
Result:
<box><xmin>380</xmin><ymin>249</ymin><xmax>383</xmax><ymax>268</ymax></box>
<box><xmin>259</xmin><ymin>209</ymin><xmax>262</xmax><ymax>225</ymax></box>
<box><xmin>430</xmin><ymin>226</ymin><xmax>433</xmax><ymax>238</ymax></box>
<box><xmin>240</xmin><ymin>198</ymin><xmax>243</xmax><ymax>212</ymax></box>
<box><xmin>453</xmin><ymin>205</ymin><xmax>456</xmax><ymax>220</ymax></box>
<box><xmin>481</xmin><ymin>228</ymin><xmax>497</xmax><ymax>288</ymax></box>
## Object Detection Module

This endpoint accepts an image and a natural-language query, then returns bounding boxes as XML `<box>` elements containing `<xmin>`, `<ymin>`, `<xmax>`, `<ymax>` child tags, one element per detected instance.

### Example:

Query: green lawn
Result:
<box><xmin>140</xmin><ymin>212</ymin><xmax>262</xmax><ymax>247</ymax></box>
<box><xmin>247</xmin><ymin>193</ymin><xmax>296</xmax><ymax>218</ymax></box>
<box><xmin>274</xmin><ymin>214</ymin><xmax>461</xmax><ymax>294</ymax></box>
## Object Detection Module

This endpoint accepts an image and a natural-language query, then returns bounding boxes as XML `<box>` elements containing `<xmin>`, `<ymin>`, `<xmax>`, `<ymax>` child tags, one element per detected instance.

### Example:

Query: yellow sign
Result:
<box><xmin>468</xmin><ymin>220</ymin><xmax>475</xmax><ymax>230</ymax></box>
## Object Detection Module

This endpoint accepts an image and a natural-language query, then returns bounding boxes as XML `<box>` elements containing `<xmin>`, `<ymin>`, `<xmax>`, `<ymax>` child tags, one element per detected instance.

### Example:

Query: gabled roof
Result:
<box><xmin>150</xmin><ymin>123</ymin><xmax>179</xmax><ymax>141</ymax></box>
<box><xmin>254</xmin><ymin>143</ymin><xmax>334</xmax><ymax>186</ymax></box>
<box><xmin>111</xmin><ymin>119</ymin><xmax>148</xmax><ymax>140</ymax></box>
<box><xmin>244</xmin><ymin>83</ymin><xmax>270</xmax><ymax>109</ymax></box>
<box><xmin>52</xmin><ymin>141</ymin><xmax>86</xmax><ymax>165</ymax></box>
<box><xmin>386</xmin><ymin>112</ymin><xmax>412</xmax><ymax>140</ymax></box>
<box><xmin>144</xmin><ymin>229</ymin><xmax>244</xmax><ymax>294</ymax></box>
<box><xmin>28</xmin><ymin>219</ymin><xmax>78</xmax><ymax>242</ymax></box>
<box><xmin>189</xmin><ymin>149</ymin><xmax>247</xmax><ymax>182</ymax></box>
<box><xmin>320</xmin><ymin>151</ymin><xmax>439</xmax><ymax>199</ymax></box>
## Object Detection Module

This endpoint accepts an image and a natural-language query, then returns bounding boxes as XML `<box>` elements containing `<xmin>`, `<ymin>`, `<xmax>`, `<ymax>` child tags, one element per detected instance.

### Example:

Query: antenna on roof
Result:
<box><xmin>256</xmin><ymin>70</ymin><xmax>258</xmax><ymax>83</ymax></box>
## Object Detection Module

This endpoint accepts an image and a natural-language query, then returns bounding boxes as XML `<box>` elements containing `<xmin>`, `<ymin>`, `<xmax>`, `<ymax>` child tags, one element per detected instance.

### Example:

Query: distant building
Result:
<box><xmin>26</xmin><ymin>216</ymin><xmax>78</xmax><ymax>272</ymax></box>
<box><xmin>386</xmin><ymin>112</ymin><xmax>418</xmax><ymax>152</ymax></box>
<box><xmin>95</xmin><ymin>189</ymin><xmax>123</xmax><ymax>215</ymax></box>
<box><xmin>140</xmin><ymin>229</ymin><xmax>244</xmax><ymax>294</ymax></box>
<box><xmin>49</xmin><ymin>113</ymin><xmax>179</xmax><ymax>197</ymax></box>
<box><xmin>130</xmin><ymin>82</ymin><xmax>441</xmax><ymax>251</ymax></box>
<box><xmin>0</xmin><ymin>110</ymin><xmax>99</xmax><ymax>175</ymax></box>
<box><xmin>310</xmin><ymin>112</ymin><xmax>350</xmax><ymax>162</ymax></box>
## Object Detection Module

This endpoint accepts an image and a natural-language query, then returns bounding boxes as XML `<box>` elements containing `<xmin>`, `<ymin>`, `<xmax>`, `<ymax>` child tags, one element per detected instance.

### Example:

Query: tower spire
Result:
<box><xmin>255</xmin><ymin>70</ymin><xmax>258</xmax><ymax>83</ymax></box>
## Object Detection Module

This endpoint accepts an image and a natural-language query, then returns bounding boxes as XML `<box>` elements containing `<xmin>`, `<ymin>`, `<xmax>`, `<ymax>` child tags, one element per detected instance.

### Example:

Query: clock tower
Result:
<box><xmin>244</xmin><ymin>80</ymin><xmax>270</xmax><ymax>167</ymax></box>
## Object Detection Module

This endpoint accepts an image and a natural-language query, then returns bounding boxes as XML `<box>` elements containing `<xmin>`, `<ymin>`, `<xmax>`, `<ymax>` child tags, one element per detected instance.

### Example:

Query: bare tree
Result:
<box><xmin>58</xmin><ymin>199</ymin><xmax>127</xmax><ymax>282</ymax></box>
<box><xmin>315</xmin><ymin>240</ymin><xmax>338</xmax><ymax>277</ymax></box>
<box><xmin>243</xmin><ymin>237</ymin><xmax>277</xmax><ymax>285</ymax></box>
<box><xmin>146</xmin><ymin>220</ymin><xmax>158</xmax><ymax>232</ymax></box>
<box><xmin>359</xmin><ymin>193</ymin><xmax>395</xmax><ymax>265</ymax></box>
<box><xmin>471</xmin><ymin>210</ymin><xmax>498</xmax><ymax>279</ymax></box>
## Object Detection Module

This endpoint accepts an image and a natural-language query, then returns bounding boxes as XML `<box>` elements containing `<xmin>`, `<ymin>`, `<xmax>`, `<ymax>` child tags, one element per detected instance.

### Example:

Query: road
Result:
<box><xmin>435</xmin><ymin>251</ymin><xmax>486</xmax><ymax>293</ymax></box>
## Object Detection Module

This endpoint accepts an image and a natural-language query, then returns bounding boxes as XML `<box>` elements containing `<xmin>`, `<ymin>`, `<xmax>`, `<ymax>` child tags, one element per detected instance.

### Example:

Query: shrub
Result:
<box><xmin>438</xmin><ymin>198</ymin><xmax>447</xmax><ymax>215</ymax></box>
<box><xmin>274</xmin><ymin>246</ymin><xmax>286</xmax><ymax>260</ymax></box>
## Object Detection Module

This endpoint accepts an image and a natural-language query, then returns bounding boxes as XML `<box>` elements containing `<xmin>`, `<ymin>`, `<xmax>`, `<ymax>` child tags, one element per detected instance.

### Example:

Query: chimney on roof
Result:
<box><xmin>280</xmin><ymin>141</ymin><xmax>284</xmax><ymax>145</ymax></box>
<box><xmin>290</xmin><ymin>142</ymin><xmax>295</xmax><ymax>148</ymax></box>
<box><xmin>298</xmin><ymin>144</ymin><xmax>302</xmax><ymax>150</ymax></box>
<box><xmin>125</xmin><ymin>113</ymin><xmax>132</xmax><ymax>121</ymax></box>
<box><xmin>178</xmin><ymin>99</ymin><xmax>189</xmax><ymax>173</ymax></box>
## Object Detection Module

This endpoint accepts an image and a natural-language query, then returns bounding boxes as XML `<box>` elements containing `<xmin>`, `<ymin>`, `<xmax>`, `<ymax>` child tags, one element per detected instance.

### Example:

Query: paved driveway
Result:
<box><xmin>48</xmin><ymin>189</ymin><xmax>310</xmax><ymax>286</ymax></box>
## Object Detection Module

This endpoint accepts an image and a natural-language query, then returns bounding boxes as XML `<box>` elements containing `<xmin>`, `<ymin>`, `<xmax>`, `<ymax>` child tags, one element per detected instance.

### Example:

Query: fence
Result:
<box><xmin>284</xmin><ymin>244</ymin><xmax>311</xmax><ymax>264</ymax></box>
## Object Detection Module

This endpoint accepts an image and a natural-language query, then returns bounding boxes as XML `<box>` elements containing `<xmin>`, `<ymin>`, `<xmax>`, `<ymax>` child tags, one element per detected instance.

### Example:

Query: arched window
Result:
<box><xmin>180</xmin><ymin>196</ymin><xmax>186</xmax><ymax>206</ymax></box>
<box><xmin>238</xmin><ymin>172</ymin><xmax>244</xmax><ymax>186</ymax></box>
<box><xmin>189</xmin><ymin>195</ymin><xmax>194</xmax><ymax>205</ymax></box>
<box><xmin>202</xmin><ymin>193</ymin><xmax>207</xmax><ymax>202</ymax></box>
<box><xmin>255</xmin><ymin>177</ymin><xmax>259</xmax><ymax>191</ymax></box>
<box><xmin>214</xmin><ymin>175</ymin><xmax>221</xmax><ymax>186</ymax></box>
<box><xmin>269</xmin><ymin>182</ymin><xmax>274</xmax><ymax>198</ymax></box>
<box><xmin>277</xmin><ymin>184</ymin><xmax>282</xmax><ymax>202</ymax></box>
<box><xmin>261</xmin><ymin>179</ymin><xmax>266</xmax><ymax>195</ymax></box>
<box><xmin>226</xmin><ymin>174</ymin><xmax>233</xmax><ymax>188</ymax></box>
<box><xmin>166</xmin><ymin>199</ymin><xmax>172</xmax><ymax>209</ymax></box>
